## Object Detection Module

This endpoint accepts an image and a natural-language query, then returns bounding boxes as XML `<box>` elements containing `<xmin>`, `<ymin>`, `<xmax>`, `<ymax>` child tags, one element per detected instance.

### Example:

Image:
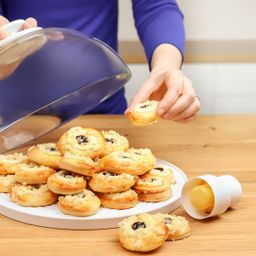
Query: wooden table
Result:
<box><xmin>1</xmin><ymin>115</ymin><xmax>256</xmax><ymax>256</ymax></box>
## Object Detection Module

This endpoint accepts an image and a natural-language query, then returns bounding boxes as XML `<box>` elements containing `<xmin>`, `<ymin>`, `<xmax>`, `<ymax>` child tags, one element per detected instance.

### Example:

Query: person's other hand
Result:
<box><xmin>0</xmin><ymin>16</ymin><xmax>37</xmax><ymax>40</ymax></box>
<box><xmin>126</xmin><ymin>68</ymin><xmax>200</xmax><ymax>123</ymax></box>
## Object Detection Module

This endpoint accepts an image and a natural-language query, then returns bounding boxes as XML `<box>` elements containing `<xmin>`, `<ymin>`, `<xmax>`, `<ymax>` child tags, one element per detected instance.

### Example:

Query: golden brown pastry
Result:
<box><xmin>98</xmin><ymin>189</ymin><xmax>138</xmax><ymax>209</ymax></box>
<box><xmin>141</xmin><ymin>166</ymin><xmax>176</xmax><ymax>184</ymax></box>
<box><xmin>0</xmin><ymin>175</ymin><xmax>16</xmax><ymax>193</ymax></box>
<box><xmin>57</xmin><ymin>126</ymin><xmax>105</xmax><ymax>159</ymax></box>
<box><xmin>0</xmin><ymin>153</ymin><xmax>27</xmax><ymax>175</ymax></box>
<box><xmin>134</xmin><ymin>176</ymin><xmax>172</xmax><ymax>202</ymax></box>
<box><xmin>126</xmin><ymin>100</ymin><xmax>159</xmax><ymax>126</ymax></box>
<box><xmin>100</xmin><ymin>130</ymin><xmax>129</xmax><ymax>156</ymax></box>
<box><xmin>47</xmin><ymin>170</ymin><xmax>86</xmax><ymax>195</ymax></box>
<box><xmin>58</xmin><ymin>189</ymin><xmax>101</xmax><ymax>217</ymax></box>
<box><xmin>58</xmin><ymin>152</ymin><xmax>100</xmax><ymax>177</ymax></box>
<box><xmin>12</xmin><ymin>162</ymin><xmax>55</xmax><ymax>185</ymax></box>
<box><xmin>89</xmin><ymin>171</ymin><xmax>136</xmax><ymax>193</ymax></box>
<box><xmin>155</xmin><ymin>213</ymin><xmax>192</xmax><ymax>240</ymax></box>
<box><xmin>118</xmin><ymin>213</ymin><xmax>168</xmax><ymax>252</ymax></box>
<box><xmin>99</xmin><ymin>148</ymin><xmax>156</xmax><ymax>176</ymax></box>
<box><xmin>27</xmin><ymin>143</ymin><xmax>62</xmax><ymax>169</ymax></box>
<box><xmin>11</xmin><ymin>184</ymin><xmax>57</xmax><ymax>206</ymax></box>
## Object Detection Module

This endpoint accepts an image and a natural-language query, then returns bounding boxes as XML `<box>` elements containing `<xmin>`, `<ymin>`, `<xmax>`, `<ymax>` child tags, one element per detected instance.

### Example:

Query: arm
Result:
<box><xmin>128</xmin><ymin>0</ymin><xmax>200</xmax><ymax>123</ymax></box>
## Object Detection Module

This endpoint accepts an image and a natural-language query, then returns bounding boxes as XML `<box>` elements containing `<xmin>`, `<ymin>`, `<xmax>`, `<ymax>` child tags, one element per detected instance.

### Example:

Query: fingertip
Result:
<box><xmin>23</xmin><ymin>17</ymin><xmax>37</xmax><ymax>29</ymax></box>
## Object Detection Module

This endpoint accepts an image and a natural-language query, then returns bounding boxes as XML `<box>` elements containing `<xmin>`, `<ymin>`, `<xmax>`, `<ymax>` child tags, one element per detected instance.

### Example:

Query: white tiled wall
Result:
<box><xmin>125</xmin><ymin>64</ymin><xmax>256</xmax><ymax>114</ymax></box>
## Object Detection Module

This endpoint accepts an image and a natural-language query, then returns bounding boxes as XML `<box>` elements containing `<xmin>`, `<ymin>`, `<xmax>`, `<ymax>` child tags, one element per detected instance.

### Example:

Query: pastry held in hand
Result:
<box><xmin>118</xmin><ymin>213</ymin><xmax>168</xmax><ymax>252</ymax></box>
<box><xmin>126</xmin><ymin>100</ymin><xmax>159</xmax><ymax>126</ymax></box>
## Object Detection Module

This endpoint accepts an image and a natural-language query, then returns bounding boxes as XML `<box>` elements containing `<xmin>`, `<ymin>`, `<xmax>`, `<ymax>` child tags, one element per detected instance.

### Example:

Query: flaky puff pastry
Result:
<box><xmin>57</xmin><ymin>127</ymin><xmax>105</xmax><ymax>159</ymax></box>
<box><xmin>100</xmin><ymin>130</ymin><xmax>129</xmax><ymax>157</ymax></box>
<box><xmin>118</xmin><ymin>213</ymin><xmax>168</xmax><ymax>252</ymax></box>
<box><xmin>155</xmin><ymin>213</ymin><xmax>192</xmax><ymax>240</ymax></box>
<box><xmin>58</xmin><ymin>152</ymin><xmax>100</xmax><ymax>177</ymax></box>
<box><xmin>11</xmin><ymin>184</ymin><xmax>57</xmax><ymax>207</ymax></box>
<box><xmin>99</xmin><ymin>148</ymin><xmax>156</xmax><ymax>176</ymax></box>
<box><xmin>12</xmin><ymin>162</ymin><xmax>56</xmax><ymax>185</ymax></box>
<box><xmin>0</xmin><ymin>153</ymin><xmax>28</xmax><ymax>175</ymax></box>
<box><xmin>89</xmin><ymin>171</ymin><xmax>136</xmax><ymax>193</ymax></box>
<box><xmin>47</xmin><ymin>170</ymin><xmax>86</xmax><ymax>195</ymax></box>
<box><xmin>98</xmin><ymin>189</ymin><xmax>138</xmax><ymax>210</ymax></box>
<box><xmin>126</xmin><ymin>100</ymin><xmax>159</xmax><ymax>126</ymax></box>
<box><xmin>58</xmin><ymin>189</ymin><xmax>101</xmax><ymax>217</ymax></box>
<box><xmin>27</xmin><ymin>143</ymin><xmax>62</xmax><ymax>169</ymax></box>
<box><xmin>0</xmin><ymin>175</ymin><xmax>16</xmax><ymax>193</ymax></box>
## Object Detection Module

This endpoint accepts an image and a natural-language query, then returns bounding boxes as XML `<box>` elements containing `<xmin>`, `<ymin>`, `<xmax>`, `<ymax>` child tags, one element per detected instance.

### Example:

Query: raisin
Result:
<box><xmin>140</xmin><ymin>104</ymin><xmax>150</xmax><ymax>109</ymax></box>
<box><xmin>132</xmin><ymin>222</ymin><xmax>146</xmax><ymax>230</ymax></box>
<box><xmin>155</xmin><ymin>167</ymin><xmax>164</xmax><ymax>172</ymax></box>
<box><xmin>105</xmin><ymin>138</ymin><xmax>115</xmax><ymax>144</ymax></box>
<box><xmin>76</xmin><ymin>135</ymin><xmax>89</xmax><ymax>145</ymax></box>
<box><xmin>164</xmin><ymin>217</ymin><xmax>172</xmax><ymax>224</ymax></box>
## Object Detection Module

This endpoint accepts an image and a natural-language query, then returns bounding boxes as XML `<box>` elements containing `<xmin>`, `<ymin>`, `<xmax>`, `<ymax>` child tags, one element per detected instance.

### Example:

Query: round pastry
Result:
<box><xmin>47</xmin><ymin>170</ymin><xmax>86</xmax><ymax>195</ymax></box>
<box><xmin>98</xmin><ymin>189</ymin><xmax>138</xmax><ymax>209</ymax></box>
<box><xmin>27</xmin><ymin>143</ymin><xmax>62</xmax><ymax>169</ymax></box>
<box><xmin>135</xmin><ymin>177</ymin><xmax>172</xmax><ymax>202</ymax></box>
<box><xmin>118</xmin><ymin>213</ymin><xmax>168</xmax><ymax>252</ymax></box>
<box><xmin>11</xmin><ymin>184</ymin><xmax>57</xmax><ymax>206</ymax></box>
<box><xmin>57</xmin><ymin>126</ymin><xmax>105</xmax><ymax>159</ymax></box>
<box><xmin>155</xmin><ymin>213</ymin><xmax>192</xmax><ymax>240</ymax></box>
<box><xmin>142</xmin><ymin>166</ymin><xmax>176</xmax><ymax>184</ymax></box>
<box><xmin>11</xmin><ymin>162</ymin><xmax>55</xmax><ymax>185</ymax></box>
<box><xmin>100</xmin><ymin>130</ymin><xmax>129</xmax><ymax>156</ymax></box>
<box><xmin>99</xmin><ymin>148</ymin><xmax>156</xmax><ymax>176</ymax></box>
<box><xmin>58</xmin><ymin>152</ymin><xmax>100</xmax><ymax>177</ymax></box>
<box><xmin>89</xmin><ymin>171</ymin><xmax>136</xmax><ymax>193</ymax></box>
<box><xmin>0</xmin><ymin>175</ymin><xmax>16</xmax><ymax>193</ymax></box>
<box><xmin>126</xmin><ymin>100</ymin><xmax>159</xmax><ymax>126</ymax></box>
<box><xmin>58</xmin><ymin>189</ymin><xmax>101</xmax><ymax>217</ymax></box>
<box><xmin>0</xmin><ymin>153</ymin><xmax>27</xmax><ymax>175</ymax></box>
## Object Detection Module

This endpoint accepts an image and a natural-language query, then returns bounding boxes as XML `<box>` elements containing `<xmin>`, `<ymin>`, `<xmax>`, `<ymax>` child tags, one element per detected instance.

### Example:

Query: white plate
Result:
<box><xmin>0</xmin><ymin>159</ymin><xmax>187</xmax><ymax>229</ymax></box>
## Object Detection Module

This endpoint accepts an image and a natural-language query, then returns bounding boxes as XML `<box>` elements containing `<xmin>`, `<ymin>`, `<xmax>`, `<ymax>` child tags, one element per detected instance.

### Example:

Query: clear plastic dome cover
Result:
<box><xmin>0</xmin><ymin>28</ymin><xmax>131</xmax><ymax>153</ymax></box>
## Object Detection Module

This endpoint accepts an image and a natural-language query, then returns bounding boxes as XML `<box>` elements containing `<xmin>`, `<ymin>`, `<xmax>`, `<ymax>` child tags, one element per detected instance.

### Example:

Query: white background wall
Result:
<box><xmin>119</xmin><ymin>0</ymin><xmax>256</xmax><ymax>115</ymax></box>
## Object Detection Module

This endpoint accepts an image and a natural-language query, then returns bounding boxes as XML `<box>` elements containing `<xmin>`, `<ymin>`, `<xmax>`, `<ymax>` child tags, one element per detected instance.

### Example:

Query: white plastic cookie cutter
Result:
<box><xmin>0</xmin><ymin>19</ymin><xmax>42</xmax><ymax>48</ymax></box>
<box><xmin>181</xmin><ymin>174</ymin><xmax>242</xmax><ymax>219</ymax></box>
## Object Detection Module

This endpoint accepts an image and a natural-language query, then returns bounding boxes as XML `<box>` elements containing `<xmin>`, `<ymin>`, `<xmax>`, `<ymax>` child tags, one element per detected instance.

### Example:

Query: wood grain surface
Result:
<box><xmin>1</xmin><ymin>115</ymin><xmax>256</xmax><ymax>256</ymax></box>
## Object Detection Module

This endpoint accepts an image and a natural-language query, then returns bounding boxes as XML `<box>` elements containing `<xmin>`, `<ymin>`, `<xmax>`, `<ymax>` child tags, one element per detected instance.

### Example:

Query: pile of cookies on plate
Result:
<box><xmin>0</xmin><ymin>126</ymin><xmax>175</xmax><ymax>217</ymax></box>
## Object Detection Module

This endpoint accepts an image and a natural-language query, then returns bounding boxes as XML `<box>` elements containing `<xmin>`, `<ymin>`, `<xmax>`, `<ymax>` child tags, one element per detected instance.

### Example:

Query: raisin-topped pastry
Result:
<box><xmin>47</xmin><ymin>170</ymin><xmax>86</xmax><ymax>195</ymax></box>
<box><xmin>58</xmin><ymin>189</ymin><xmax>101</xmax><ymax>216</ymax></box>
<box><xmin>98</xmin><ymin>189</ymin><xmax>138</xmax><ymax>209</ymax></box>
<box><xmin>118</xmin><ymin>213</ymin><xmax>168</xmax><ymax>252</ymax></box>
<box><xmin>0</xmin><ymin>175</ymin><xmax>16</xmax><ymax>192</ymax></box>
<box><xmin>126</xmin><ymin>100</ymin><xmax>159</xmax><ymax>126</ymax></box>
<box><xmin>13</xmin><ymin>162</ymin><xmax>55</xmax><ymax>185</ymax></box>
<box><xmin>58</xmin><ymin>152</ymin><xmax>100</xmax><ymax>177</ymax></box>
<box><xmin>89</xmin><ymin>171</ymin><xmax>136</xmax><ymax>193</ymax></box>
<box><xmin>27</xmin><ymin>143</ymin><xmax>62</xmax><ymax>169</ymax></box>
<box><xmin>134</xmin><ymin>176</ymin><xmax>172</xmax><ymax>202</ymax></box>
<box><xmin>142</xmin><ymin>166</ymin><xmax>176</xmax><ymax>184</ymax></box>
<box><xmin>11</xmin><ymin>184</ymin><xmax>57</xmax><ymax>206</ymax></box>
<box><xmin>155</xmin><ymin>213</ymin><xmax>192</xmax><ymax>240</ymax></box>
<box><xmin>0</xmin><ymin>153</ymin><xmax>28</xmax><ymax>175</ymax></box>
<box><xmin>100</xmin><ymin>130</ymin><xmax>129</xmax><ymax>156</ymax></box>
<box><xmin>57</xmin><ymin>127</ymin><xmax>105</xmax><ymax>159</ymax></box>
<box><xmin>99</xmin><ymin>148</ymin><xmax>156</xmax><ymax>176</ymax></box>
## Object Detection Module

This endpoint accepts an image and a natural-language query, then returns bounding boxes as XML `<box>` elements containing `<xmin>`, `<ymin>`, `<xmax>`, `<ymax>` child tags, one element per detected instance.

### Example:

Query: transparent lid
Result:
<box><xmin>0</xmin><ymin>27</ymin><xmax>131</xmax><ymax>153</ymax></box>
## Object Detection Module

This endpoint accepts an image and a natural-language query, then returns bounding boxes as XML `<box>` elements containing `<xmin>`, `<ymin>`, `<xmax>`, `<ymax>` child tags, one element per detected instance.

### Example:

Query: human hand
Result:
<box><xmin>0</xmin><ymin>16</ymin><xmax>37</xmax><ymax>40</ymax></box>
<box><xmin>126</xmin><ymin>68</ymin><xmax>200</xmax><ymax>123</ymax></box>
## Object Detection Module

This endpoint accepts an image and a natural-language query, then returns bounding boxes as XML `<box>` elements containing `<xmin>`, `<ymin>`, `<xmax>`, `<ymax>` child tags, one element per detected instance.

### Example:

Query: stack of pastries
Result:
<box><xmin>0</xmin><ymin>126</ymin><xmax>175</xmax><ymax>217</ymax></box>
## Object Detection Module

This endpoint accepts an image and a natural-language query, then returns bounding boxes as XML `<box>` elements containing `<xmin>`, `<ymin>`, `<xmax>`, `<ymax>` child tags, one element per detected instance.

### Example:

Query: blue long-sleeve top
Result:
<box><xmin>0</xmin><ymin>0</ymin><xmax>185</xmax><ymax>114</ymax></box>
